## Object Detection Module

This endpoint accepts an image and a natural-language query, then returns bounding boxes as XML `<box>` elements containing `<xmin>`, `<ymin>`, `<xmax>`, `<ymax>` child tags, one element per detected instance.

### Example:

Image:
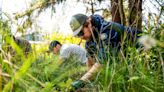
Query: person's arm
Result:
<box><xmin>80</xmin><ymin>62</ymin><xmax>101</xmax><ymax>81</ymax></box>
<box><xmin>86</xmin><ymin>57</ymin><xmax>95</xmax><ymax>71</ymax></box>
<box><xmin>72</xmin><ymin>62</ymin><xmax>101</xmax><ymax>90</ymax></box>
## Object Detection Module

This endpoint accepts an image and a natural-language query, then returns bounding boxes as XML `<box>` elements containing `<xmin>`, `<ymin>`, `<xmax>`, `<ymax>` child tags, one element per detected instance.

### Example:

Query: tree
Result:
<box><xmin>128</xmin><ymin>0</ymin><xmax>142</xmax><ymax>30</ymax></box>
<box><xmin>111</xmin><ymin>0</ymin><xmax>125</xmax><ymax>25</ymax></box>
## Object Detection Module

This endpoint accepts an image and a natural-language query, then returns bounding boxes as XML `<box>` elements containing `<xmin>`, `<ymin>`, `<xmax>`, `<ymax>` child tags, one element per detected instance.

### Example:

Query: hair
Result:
<box><xmin>49</xmin><ymin>40</ymin><xmax>61</xmax><ymax>51</ymax></box>
<box><xmin>51</xmin><ymin>40</ymin><xmax>61</xmax><ymax>46</ymax></box>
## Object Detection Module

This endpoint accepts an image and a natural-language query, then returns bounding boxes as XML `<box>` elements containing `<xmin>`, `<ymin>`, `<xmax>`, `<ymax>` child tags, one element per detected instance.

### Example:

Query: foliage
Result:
<box><xmin>1</xmin><ymin>18</ymin><xmax>164</xmax><ymax>92</ymax></box>
<box><xmin>1</xmin><ymin>0</ymin><xmax>164</xmax><ymax>92</ymax></box>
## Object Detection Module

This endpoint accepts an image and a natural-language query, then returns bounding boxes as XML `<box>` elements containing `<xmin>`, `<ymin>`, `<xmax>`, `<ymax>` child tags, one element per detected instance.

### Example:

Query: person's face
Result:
<box><xmin>77</xmin><ymin>18</ymin><xmax>93</xmax><ymax>41</ymax></box>
<box><xmin>53</xmin><ymin>44</ymin><xmax>61</xmax><ymax>54</ymax></box>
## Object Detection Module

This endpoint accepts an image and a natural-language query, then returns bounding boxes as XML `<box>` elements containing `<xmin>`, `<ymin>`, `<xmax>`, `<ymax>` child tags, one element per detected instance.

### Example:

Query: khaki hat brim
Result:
<box><xmin>72</xmin><ymin>25</ymin><xmax>83</xmax><ymax>36</ymax></box>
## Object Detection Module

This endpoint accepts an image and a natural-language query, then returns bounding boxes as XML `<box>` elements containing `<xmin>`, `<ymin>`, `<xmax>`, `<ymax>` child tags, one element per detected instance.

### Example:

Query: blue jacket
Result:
<box><xmin>85</xmin><ymin>14</ymin><xmax>141</xmax><ymax>62</ymax></box>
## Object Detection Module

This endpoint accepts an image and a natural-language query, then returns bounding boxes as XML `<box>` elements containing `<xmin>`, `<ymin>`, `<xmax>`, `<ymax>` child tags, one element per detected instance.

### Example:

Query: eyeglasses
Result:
<box><xmin>77</xmin><ymin>31</ymin><xmax>84</xmax><ymax>37</ymax></box>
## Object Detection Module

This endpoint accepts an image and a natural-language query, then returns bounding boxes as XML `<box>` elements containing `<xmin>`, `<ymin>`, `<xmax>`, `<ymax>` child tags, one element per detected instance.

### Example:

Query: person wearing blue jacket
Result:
<box><xmin>69</xmin><ymin>13</ymin><xmax>141</xmax><ymax>90</ymax></box>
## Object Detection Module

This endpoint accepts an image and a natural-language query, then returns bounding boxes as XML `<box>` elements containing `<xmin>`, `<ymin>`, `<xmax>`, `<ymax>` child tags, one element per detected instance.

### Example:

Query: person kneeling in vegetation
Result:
<box><xmin>48</xmin><ymin>40</ymin><xmax>94</xmax><ymax>68</ymax></box>
<box><xmin>2</xmin><ymin>35</ymin><xmax>32</xmax><ymax>57</ymax></box>
<box><xmin>69</xmin><ymin>13</ymin><xmax>142</xmax><ymax>90</ymax></box>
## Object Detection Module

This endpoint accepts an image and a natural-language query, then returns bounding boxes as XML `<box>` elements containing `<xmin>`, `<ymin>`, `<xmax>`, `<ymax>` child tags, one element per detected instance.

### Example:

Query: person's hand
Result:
<box><xmin>72</xmin><ymin>80</ymin><xmax>85</xmax><ymax>90</ymax></box>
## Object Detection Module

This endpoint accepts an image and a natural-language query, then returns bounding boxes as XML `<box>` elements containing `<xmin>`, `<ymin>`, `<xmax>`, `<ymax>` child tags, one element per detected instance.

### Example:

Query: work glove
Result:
<box><xmin>72</xmin><ymin>80</ymin><xmax>85</xmax><ymax>90</ymax></box>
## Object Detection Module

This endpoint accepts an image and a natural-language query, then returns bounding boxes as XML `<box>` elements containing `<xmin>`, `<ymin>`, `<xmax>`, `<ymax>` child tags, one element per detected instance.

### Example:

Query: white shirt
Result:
<box><xmin>60</xmin><ymin>44</ymin><xmax>88</xmax><ymax>64</ymax></box>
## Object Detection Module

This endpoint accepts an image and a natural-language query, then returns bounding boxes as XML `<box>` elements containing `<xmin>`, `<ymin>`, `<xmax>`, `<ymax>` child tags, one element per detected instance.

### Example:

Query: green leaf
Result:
<box><xmin>128</xmin><ymin>76</ymin><xmax>140</xmax><ymax>82</ymax></box>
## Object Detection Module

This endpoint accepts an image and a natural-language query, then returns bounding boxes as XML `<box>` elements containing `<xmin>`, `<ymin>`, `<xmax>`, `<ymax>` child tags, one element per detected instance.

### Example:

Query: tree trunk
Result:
<box><xmin>128</xmin><ymin>0</ymin><xmax>142</xmax><ymax>30</ymax></box>
<box><xmin>118</xmin><ymin>0</ymin><xmax>126</xmax><ymax>25</ymax></box>
<box><xmin>111</xmin><ymin>0</ymin><xmax>125</xmax><ymax>25</ymax></box>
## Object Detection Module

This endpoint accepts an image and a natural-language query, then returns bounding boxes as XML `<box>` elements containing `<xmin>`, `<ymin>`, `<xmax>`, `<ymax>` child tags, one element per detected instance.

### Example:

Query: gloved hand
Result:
<box><xmin>72</xmin><ymin>80</ymin><xmax>85</xmax><ymax>90</ymax></box>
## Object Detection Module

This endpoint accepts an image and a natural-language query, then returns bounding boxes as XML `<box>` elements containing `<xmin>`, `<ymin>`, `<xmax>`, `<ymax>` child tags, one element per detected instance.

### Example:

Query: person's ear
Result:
<box><xmin>88</xmin><ymin>16</ymin><xmax>92</xmax><ymax>21</ymax></box>
<box><xmin>87</xmin><ymin>17</ymin><xmax>93</xmax><ymax>27</ymax></box>
<box><xmin>86</xmin><ymin>17</ymin><xmax>92</xmax><ymax>23</ymax></box>
<box><xmin>57</xmin><ymin>44</ymin><xmax>61</xmax><ymax>49</ymax></box>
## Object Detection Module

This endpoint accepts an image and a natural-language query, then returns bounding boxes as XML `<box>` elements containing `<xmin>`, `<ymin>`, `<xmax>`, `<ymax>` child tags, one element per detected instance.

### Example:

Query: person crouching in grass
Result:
<box><xmin>69</xmin><ymin>13</ymin><xmax>142</xmax><ymax>90</ymax></box>
<box><xmin>48</xmin><ymin>40</ymin><xmax>94</xmax><ymax>69</ymax></box>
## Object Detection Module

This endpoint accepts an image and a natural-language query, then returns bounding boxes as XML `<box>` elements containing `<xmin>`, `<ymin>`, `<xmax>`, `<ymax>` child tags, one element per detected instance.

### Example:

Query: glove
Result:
<box><xmin>72</xmin><ymin>80</ymin><xmax>85</xmax><ymax>90</ymax></box>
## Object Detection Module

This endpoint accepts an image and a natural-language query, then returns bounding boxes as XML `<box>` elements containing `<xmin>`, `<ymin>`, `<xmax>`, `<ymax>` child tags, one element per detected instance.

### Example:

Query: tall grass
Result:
<box><xmin>1</xmin><ymin>19</ymin><xmax>164</xmax><ymax>92</ymax></box>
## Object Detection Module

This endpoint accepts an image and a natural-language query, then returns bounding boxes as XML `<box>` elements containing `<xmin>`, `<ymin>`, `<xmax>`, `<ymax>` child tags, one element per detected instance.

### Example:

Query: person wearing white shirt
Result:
<box><xmin>48</xmin><ymin>40</ymin><xmax>94</xmax><ymax>67</ymax></box>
